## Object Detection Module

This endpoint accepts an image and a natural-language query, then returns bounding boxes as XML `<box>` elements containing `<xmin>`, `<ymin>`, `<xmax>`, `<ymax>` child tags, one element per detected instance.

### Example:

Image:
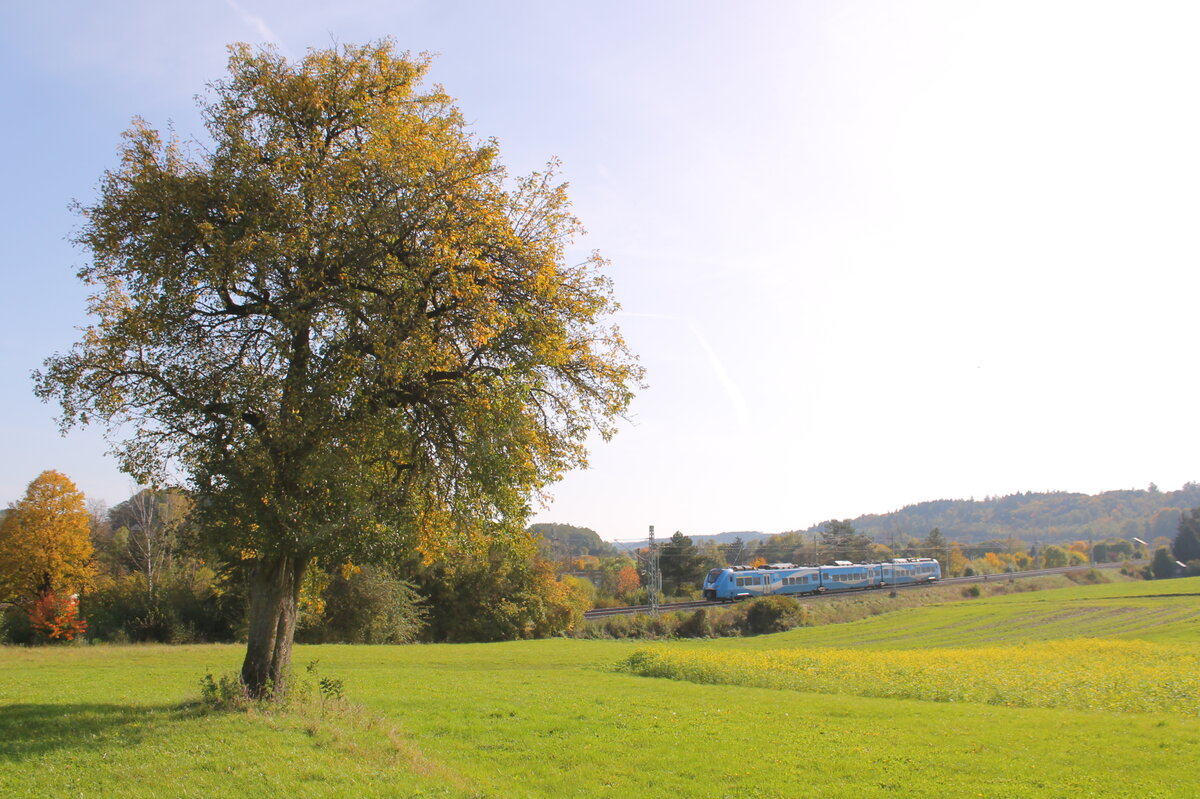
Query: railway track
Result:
<box><xmin>581</xmin><ymin>560</ymin><xmax>1141</xmax><ymax>620</ymax></box>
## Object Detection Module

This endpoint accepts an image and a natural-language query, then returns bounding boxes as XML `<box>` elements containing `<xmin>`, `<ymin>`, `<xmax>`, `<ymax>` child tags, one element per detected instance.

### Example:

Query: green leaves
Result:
<box><xmin>37</xmin><ymin>40</ymin><xmax>641</xmax><ymax>566</ymax></box>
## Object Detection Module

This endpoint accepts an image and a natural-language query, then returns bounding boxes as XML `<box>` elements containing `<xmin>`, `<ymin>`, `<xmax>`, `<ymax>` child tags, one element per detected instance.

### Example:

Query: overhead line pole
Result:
<box><xmin>648</xmin><ymin>525</ymin><xmax>660</xmax><ymax>616</ymax></box>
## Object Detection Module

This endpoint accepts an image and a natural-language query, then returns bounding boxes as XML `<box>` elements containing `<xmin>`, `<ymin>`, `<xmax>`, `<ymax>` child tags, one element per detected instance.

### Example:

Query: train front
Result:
<box><xmin>702</xmin><ymin>568</ymin><xmax>728</xmax><ymax>600</ymax></box>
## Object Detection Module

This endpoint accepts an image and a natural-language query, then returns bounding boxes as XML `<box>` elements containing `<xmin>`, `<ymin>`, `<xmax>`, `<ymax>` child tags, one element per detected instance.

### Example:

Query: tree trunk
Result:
<box><xmin>241</xmin><ymin>554</ymin><xmax>308</xmax><ymax>698</ymax></box>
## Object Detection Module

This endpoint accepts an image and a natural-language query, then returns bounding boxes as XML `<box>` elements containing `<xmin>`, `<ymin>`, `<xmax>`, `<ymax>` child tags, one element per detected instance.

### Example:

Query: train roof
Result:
<box><xmin>726</xmin><ymin>558</ymin><xmax>940</xmax><ymax>571</ymax></box>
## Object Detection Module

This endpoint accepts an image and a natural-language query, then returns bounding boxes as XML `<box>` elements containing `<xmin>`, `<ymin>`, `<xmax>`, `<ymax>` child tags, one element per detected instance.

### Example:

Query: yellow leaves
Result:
<box><xmin>0</xmin><ymin>471</ymin><xmax>95</xmax><ymax>607</ymax></box>
<box><xmin>40</xmin><ymin>39</ymin><xmax>641</xmax><ymax>580</ymax></box>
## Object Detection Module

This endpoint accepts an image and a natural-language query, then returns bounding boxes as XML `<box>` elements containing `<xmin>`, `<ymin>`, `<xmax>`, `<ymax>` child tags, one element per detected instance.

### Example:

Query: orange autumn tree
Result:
<box><xmin>36</xmin><ymin>42</ymin><xmax>640</xmax><ymax>695</ymax></box>
<box><xmin>614</xmin><ymin>564</ymin><xmax>641</xmax><ymax>598</ymax></box>
<box><xmin>0</xmin><ymin>471</ymin><xmax>95</xmax><ymax>638</ymax></box>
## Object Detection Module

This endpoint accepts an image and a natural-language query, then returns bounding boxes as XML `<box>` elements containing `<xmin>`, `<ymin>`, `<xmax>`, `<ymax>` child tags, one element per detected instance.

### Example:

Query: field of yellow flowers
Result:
<box><xmin>617</xmin><ymin>638</ymin><xmax>1200</xmax><ymax>713</ymax></box>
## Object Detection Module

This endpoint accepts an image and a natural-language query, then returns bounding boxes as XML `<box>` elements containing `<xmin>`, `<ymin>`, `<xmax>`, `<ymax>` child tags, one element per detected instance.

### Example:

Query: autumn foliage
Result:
<box><xmin>0</xmin><ymin>471</ymin><xmax>95</xmax><ymax>612</ymax></box>
<box><xmin>35</xmin><ymin>42</ymin><xmax>639</xmax><ymax>691</ymax></box>
<box><xmin>28</xmin><ymin>591</ymin><xmax>88</xmax><ymax>641</ymax></box>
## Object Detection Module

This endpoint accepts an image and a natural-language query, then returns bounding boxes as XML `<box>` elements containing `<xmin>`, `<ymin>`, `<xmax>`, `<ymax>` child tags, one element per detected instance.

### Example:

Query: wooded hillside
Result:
<box><xmin>807</xmin><ymin>483</ymin><xmax>1200</xmax><ymax>545</ymax></box>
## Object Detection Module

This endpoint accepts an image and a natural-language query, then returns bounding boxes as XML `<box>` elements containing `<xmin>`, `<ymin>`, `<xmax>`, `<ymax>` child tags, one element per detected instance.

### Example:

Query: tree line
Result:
<box><xmin>0</xmin><ymin>471</ymin><xmax>594</xmax><ymax>646</ymax></box>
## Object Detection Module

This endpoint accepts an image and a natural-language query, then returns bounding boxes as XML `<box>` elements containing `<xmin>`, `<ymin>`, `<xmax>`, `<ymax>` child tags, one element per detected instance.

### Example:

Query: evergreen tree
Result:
<box><xmin>1151</xmin><ymin>547</ymin><xmax>1177</xmax><ymax>579</ymax></box>
<box><xmin>923</xmin><ymin>527</ymin><xmax>950</xmax><ymax>564</ymax></box>
<box><xmin>817</xmin><ymin>520</ymin><xmax>874</xmax><ymax>563</ymax></box>
<box><xmin>1173</xmin><ymin>508</ymin><xmax>1200</xmax><ymax>563</ymax></box>
<box><xmin>658</xmin><ymin>531</ymin><xmax>705</xmax><ymax>595</ymax></box>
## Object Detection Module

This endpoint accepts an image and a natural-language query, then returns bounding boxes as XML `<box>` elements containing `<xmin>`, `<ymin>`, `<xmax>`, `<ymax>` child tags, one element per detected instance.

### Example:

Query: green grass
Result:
<box><xmin>2</xmin><ymin>578</ymin><xmax>1199</xmax><ymax>798</ymax></box>
<box><xmin>778</xmin><ymin>575</ymin><xmax>1200</xmax><ymax>648</ymax></box>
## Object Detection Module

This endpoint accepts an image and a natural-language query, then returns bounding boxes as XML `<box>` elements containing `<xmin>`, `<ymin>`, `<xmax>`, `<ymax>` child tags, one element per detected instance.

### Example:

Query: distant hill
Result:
<box><xmin>611</xmin><ymin>530</ymin><xmax>770</xmax><ymax>551</ymax></box>
<box><xmin>528</xmin><ymin>522</ymin><xmax>617</xmax><ymax>557</ymax></box>
<box><xmin>802</xmin><ymin>483</ymin><xmax>1200</xmax><ymax>546</ymax></box>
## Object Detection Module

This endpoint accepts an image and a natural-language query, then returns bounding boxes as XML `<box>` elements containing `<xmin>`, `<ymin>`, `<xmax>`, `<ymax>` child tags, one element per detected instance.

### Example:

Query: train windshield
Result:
<box><xmin>705</xmin><ymin>569</ymin><xmax>723</xmax><ymax>585</ymax></box>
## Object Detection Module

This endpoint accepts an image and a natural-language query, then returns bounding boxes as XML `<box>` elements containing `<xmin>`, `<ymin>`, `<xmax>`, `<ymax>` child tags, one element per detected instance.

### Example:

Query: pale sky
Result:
<box><xmin>2</xmin><ymin>1</ymin><xmax>1197</xmax><ymax>542</ymax></box>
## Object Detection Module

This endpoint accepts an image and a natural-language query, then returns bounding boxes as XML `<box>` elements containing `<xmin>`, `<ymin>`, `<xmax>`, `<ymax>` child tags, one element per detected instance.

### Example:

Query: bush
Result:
<box><xmin>676</xmin><ymin>608</ymin><xmax>712</xmax><ymax>638</ymax></box>
<box><xmin>84</xmin><ymin>569</ymin><xmax>240</xmax><ymax>644</ymax></box>
<box><xmin>1151</xmin><ymin>547</ymin><xmax>1177</xmax><ymax>580</ymax></box>
<box><xmin>1065</xmin><ymin>569</ymin><xmax>1108</xmax><ymax>585</ymax></box>
<box><xmin>1</xmin><ymin>606</ymin><xmax>33</xmax><ymax>644</ymax></box>
<box><xmin>743</xmin><ymin>596</ymin><xmax>805</xmax><ymax>635</ymax></box>
<box><xmin>298</xmin><ymin>565</ymin><xmax>425</xmax><ymax>644</ymax></box>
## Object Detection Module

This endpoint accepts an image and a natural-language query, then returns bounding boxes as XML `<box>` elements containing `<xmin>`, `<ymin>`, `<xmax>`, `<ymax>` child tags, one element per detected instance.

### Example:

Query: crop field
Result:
<box><xmin>617</xmin><ymin>638</ymin><xmax>1200</xmax><ymax>713</ymax></box>
<box><xmin>2</xmin><ymin>577</ymin><xmax>1199</xmax><ymax>798</ymax></box>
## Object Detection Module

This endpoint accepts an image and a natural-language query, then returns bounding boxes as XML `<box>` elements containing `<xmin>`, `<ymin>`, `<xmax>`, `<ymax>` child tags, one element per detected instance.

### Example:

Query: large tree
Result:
<box><xmin>108</xmin><ymin>488</ymin><xmax>191</xmax><ymax>597</ymax></box>
<box><xmin>36</xmin><ymin>42</ymin><xmax>640</xmax><ymax>695</ymax></box>
<box><xmin>0</xmin><ymin>471</ymin><xmax>95</xmax><ymax>611</ymax></box>
<box><xmin>817</xmin><ymin>519</ymin><xmax>874</xmax><ymax>563</ymax></box>
<box><xmin>658</xmin><ymin>531</ymin><xmax>705</xmax><ymax>595</ymax></box>
<box><xmin>1174</xmin><ymin>507</ymin><xmax>1200</xmax><ymax>564</ymax></box>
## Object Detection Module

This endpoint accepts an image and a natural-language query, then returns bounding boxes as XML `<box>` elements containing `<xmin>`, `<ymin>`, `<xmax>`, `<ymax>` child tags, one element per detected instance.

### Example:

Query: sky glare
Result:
<box><xmin>2</xmin><ymin>1</ymin><xmax>1197</xmax><ymax>542</ymax></box>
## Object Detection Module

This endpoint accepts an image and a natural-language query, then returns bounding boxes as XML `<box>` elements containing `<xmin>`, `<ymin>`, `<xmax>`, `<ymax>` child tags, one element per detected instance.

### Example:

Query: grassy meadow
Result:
<box><xmin>2</xmin><ymin>577</ymin><xmax>1198</xmax><ymax>798</ymax></box>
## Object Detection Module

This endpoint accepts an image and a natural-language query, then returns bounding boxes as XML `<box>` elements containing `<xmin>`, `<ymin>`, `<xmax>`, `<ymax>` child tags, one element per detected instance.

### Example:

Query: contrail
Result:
<box><xmin>617</xmin><ymin>312</ymin><xmax>750</xmax><ymax>430</ymax></box>
<box><xmin>224</xmin><ymin>0</ymin><xmax>282</xmax><ymax>46</ymax></box>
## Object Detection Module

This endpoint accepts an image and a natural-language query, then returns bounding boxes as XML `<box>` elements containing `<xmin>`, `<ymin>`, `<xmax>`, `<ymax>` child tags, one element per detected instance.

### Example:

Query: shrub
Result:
<box><xmin>676</xmin><ymin>608</ymin><xmax>713</xmax><ymax>638</ymax></box>
<box><xmin>28</xmin><ymin>592</ymin><xmax>87</xmax><ymax>641</ymax></box>
<box><xmin>1065</xmin><ymin>568</ymin><xmax>1108</xmax><ymax>585</ymax></box>
<box><xmin>743</xmin><ymin>596</ymin><xmax>805</xmax><ymax>634</ymax></box>
<box><xmin>2</xmin><ymin>605</ymin><xmax>33</xmax><ymax>644</ymax></box>
<box><xmin>299</xmin><ymin>565</ymin><xmax>425</xmax><ymax>644</ymax></box>
<box><xmin>199</xmin><ymin>671</ymin><xmax>251</xmax><ymax>711</ymax></box>
<box><xmin>1151</xmin><ymin>547</ymin><xmax>1177</xmax><ymax>580</ymax></box>
<box><xmin>84</xmin><ymin>569</ymin><xmax>239</xmax><ymax>644</ymax></box>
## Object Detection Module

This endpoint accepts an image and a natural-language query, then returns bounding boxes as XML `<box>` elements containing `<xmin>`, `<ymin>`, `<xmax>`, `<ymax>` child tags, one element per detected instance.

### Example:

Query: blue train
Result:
<box><xmin>702</xmin><ymin>558</ymin><xmax>941</xmax><ymax>601</ymax></box>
